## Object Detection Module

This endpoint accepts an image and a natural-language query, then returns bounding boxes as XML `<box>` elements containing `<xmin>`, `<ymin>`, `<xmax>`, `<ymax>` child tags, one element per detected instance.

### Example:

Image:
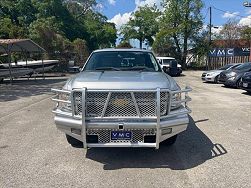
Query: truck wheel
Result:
<box><xmin>161</xmin><ymin>135</ymin><xmax>178</xmax><ymax>146</ymax></box>
<box><xmin>66</xmin><ymin>134</ymin><xmax>83</xmax><ymax>147</ymax></box>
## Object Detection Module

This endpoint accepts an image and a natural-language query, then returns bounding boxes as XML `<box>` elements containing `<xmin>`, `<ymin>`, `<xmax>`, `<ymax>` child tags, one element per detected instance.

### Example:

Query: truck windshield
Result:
<box><xmin>84</xmin><ymin>51</ymin><xmax>161</xmax><ymax>72</ymax></box>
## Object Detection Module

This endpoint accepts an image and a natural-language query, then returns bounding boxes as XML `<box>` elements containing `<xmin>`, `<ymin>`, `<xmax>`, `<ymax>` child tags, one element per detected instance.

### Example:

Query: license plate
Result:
<box><xmin>111</xmin><ymin>131</ymin><xmax>131</xmax><ymax>140</ymax></box>
<box><xmin>243</xmin><ymin>83</ymin><xmax>248</xmax><ymax>88</ymax></box>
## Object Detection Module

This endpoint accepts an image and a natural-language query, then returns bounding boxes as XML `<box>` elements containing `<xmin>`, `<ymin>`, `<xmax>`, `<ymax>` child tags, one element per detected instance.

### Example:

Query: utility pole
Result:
<box><xmin>243</xmin><ymin>2</ymin><xmax>251</xmax><ymax>61</ymax></box>
<box><xmin>207</xmin><ymin>6</ymin><xmax>212</xmax><ymax>70</ymax></box>
<box><xmin>209</xmin><ymin>6</ymin><xmax>212</xmax><ymax>44</ymax></box>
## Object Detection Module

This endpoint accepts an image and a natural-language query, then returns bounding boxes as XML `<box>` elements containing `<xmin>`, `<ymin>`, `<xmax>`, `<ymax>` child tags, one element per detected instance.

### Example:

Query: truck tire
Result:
<box><xmin>66</xmin><ymin>134</ymin><xmax>83</xmax><ymax>147</ymax></box>
<box><xmin>161</xmin><ymin>135</ymin><xmax>178</xmax><ymax>146</ymax></box>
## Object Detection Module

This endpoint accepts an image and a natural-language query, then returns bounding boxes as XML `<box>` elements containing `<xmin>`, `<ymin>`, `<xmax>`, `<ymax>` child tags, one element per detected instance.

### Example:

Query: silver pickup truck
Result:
<box><xmin>52</xmin><ymin>49</ymin><xmax>191</xmax><ymax>149</ymax></box>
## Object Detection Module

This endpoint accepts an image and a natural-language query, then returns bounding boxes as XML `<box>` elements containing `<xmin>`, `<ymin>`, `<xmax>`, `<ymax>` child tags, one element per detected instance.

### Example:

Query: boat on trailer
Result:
<box><xmin>10</xmin><ymin>60</ymin><xmax>59</xmax><ymax>73</ymax></box>
<box><xmin>0</xmin><ymin>65</ymin><xmax>33</xmax><ymax>82</ymax></box>
<box><xmin>0</xmin><ymin>59</ymin><xmax>58</xmax><ymax>82</ymax></box>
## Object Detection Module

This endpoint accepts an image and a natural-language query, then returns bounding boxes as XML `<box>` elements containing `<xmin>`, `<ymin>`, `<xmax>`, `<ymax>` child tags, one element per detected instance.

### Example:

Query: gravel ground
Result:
<box><xmin>0</xmin><ymin>71</ymin><xmax>250</xmax><ymax>188</ymax></box>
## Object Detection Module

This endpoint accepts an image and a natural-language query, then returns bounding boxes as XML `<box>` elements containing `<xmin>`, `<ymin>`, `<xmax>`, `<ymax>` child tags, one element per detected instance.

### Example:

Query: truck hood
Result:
<box><xmin>63</xmin><ymin>71</ymin><xmax>179</xmax><ymax>91</ymax></box>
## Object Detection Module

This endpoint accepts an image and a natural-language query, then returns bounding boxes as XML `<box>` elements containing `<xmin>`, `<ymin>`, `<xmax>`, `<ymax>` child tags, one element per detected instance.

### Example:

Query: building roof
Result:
<box><xmin>212</xmin><ymin>39</ymin><xmax>250</xmax><ymax>48</ymax></box>
<box><xmin>0</xmin><ymin>39</ymin><xmax>46</xmax><ymax>53</ymax></box>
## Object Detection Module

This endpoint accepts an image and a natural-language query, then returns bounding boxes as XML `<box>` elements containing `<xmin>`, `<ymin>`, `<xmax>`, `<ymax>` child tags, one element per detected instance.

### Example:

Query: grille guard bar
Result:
<box><xmin>51</xmin><ymin>87</ymin><xmax>192</xmax><ymax>149</ymax></box>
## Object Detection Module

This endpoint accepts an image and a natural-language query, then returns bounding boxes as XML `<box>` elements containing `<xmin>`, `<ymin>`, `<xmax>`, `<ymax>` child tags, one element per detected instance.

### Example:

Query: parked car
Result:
<box><xmin>218</xmin><ymin>62</ymin><xmax>251</xmax><ymax>88</ymax></box>
<box><xmin>201</xmin><ymin>63</ymin><xmax>241</xmax><ymax>83</ymax></box>
<box><xmin>156</xmin><ymin>57</ymin><xmax>182</xmax><ymax>76</ymax></box>
<box><xmin>240</xmin><ymin>71</ymin><xmax>251</xmax><ymax>93</ymax></box>
<box><xmin>52</xmin><ymin>49</ymin><xmax>192</xmax><ymax>149</ymax></box>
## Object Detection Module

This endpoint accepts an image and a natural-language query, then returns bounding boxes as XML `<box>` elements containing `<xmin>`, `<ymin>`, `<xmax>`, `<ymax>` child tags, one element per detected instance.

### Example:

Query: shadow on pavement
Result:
<box><xmin>86</xmin><ymin>116</ymin><xmax>227</xmax><ymax>170</ymax></box>
<box><xmin>0</xmin><ymin>78</ymin><xmax>67</xmax><ymax>102</ymax></box>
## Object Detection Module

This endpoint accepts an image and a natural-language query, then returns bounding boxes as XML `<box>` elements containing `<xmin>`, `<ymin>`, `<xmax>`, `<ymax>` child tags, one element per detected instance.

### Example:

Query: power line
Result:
<box><xmin>203</xmin><ymin>7</ymin><xmax>210</xmax><ymax>20</ymax></box>
<box><xmin>212</xmin><ymin>6</ymin><xmax>251</xmax><ymax>20</ymax></box>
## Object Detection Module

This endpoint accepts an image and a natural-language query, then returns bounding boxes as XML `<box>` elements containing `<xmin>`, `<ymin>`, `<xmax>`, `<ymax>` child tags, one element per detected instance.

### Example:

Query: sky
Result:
<box><xmin>97</xmin><ymin>0</ymin><xmax>251</xmax><ymax>47</ymax></box>
<box><xmin>99</xmin><ymin>0</ymin><xmax>251</xmax><ymax>29</ymax></box>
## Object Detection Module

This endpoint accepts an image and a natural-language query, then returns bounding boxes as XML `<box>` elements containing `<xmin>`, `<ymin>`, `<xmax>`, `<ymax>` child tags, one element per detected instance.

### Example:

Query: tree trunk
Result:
<box><xmin>182</xmin><ymin>0</ymin><xmax>189</xmax><ymax>69</ymax></box>
<box><xmin>182</xmin><ymin>36</ymin><xmax>188</xmax><ymax>68</ymax></box>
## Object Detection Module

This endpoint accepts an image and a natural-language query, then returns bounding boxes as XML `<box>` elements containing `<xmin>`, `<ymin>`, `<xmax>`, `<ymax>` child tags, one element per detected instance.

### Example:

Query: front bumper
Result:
<box><xmin>201</xmin><ymin>76</ymin><xmax>215</xmax><ymax>82</ymax></box>
<box><xmin>52</xmin><ymin>87</ymin><xmax>192</xmax><ymax>149</ymax></box>
<box><xmin>55</xmin><ymin>113</ymin><xmax>189</xmax><ymax>148</ymax></box>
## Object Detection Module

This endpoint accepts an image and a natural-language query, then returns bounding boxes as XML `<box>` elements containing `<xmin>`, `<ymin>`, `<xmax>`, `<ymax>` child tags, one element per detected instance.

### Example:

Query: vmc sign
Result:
<box><xmin>208</xmin><ymin>48</ymin><xmax>250</xmax><ymax>57</ymax></box>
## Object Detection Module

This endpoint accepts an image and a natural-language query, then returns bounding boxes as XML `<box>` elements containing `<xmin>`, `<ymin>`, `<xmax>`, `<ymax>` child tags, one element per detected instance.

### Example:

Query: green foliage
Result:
<box><xmin>82</xmin><ymin>12</ymin><xmax>117</xmax><ymax>49</ymax></box>
<box><xmin>29</xmin><ymin>17</ymin><xmax>65</xmax><ymax>54</ymax></box>
<box><xmin>159</xmin><ymin>0</ymin><xmax>204</xmax><ymax>65</ymax></box>
<box><xmin>152</xmin><ymin>31</ymin><xmax>177</xmax><ymax>57</ymax></box>
<box><xmin>0</xmin><ymin>0</ymin><xmax>117</xmax><ymax>60</ymax></box>
<box><xmin>72</xmin><ymin>38</ymin><xmax>89</xmax><ymax>66</ymax></box>
<box><xmin>241</xmin><ymin>26</ymin><xmax>251</xmax><ymax>40</ymax></box>
<box><xmin>0</xmin><ymin>18</ymin><xmax>25</xmax><ymax>38</ymax></box>
<box><xmin>121</xmin><ymin>5</ymin><xmax>160</xmax><ymax>48</ymax></box>
<box><xmin>64</xmin><ymin>0</ymin><xmax>96</xmax><ymax>17</ymax></box>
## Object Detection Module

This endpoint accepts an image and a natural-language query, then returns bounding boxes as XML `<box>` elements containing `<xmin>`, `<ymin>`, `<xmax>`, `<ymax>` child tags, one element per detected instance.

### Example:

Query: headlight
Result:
<box><xmin>228</xmin><ymin>77</ymin><xmax>236</xmax><ymax>81</ymax></box>
<box><xmin>171</xmin><ymin>93</ymin><xmax>182</xmax><ymax>110</ymax></box>
<box><xmin>206</xmin><ymin>73</ymin><xmax>215</xmax><ymax>76</ymax></box>
<box><xmin>228</xmin><ymin>72</ymin><xmax>236</xmax><ymax>77</ymax></box>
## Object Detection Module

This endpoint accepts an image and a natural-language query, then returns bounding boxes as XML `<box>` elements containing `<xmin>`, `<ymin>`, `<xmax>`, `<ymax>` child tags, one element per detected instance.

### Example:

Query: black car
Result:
<box><xmin>240</xmin><ymin>72</ymin><xmax>251</xmax><ymax>93</ymax></box>
<box><xmin>218</xmin><ymin>62</ymin><xmax>251</xmax><ymax>88</ymax></box>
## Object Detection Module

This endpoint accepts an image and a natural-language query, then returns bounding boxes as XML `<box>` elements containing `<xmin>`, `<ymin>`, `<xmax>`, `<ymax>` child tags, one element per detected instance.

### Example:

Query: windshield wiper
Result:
<box><xmin>125</xmin><ymin>66</ymin><xmax>155</xmax><ymax>72</ymax></box>
<box><xmin>95</xmin><ymin>67</ymin><xmax>121</xmax><ymax>71</ymax></box>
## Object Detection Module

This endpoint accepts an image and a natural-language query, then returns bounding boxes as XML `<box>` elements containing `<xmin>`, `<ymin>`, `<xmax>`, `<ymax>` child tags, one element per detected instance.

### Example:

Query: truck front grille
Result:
<box><xmin>73</xmin><ymin>91</ymin><xmax>170</xmax><ymax>118</ymax></box>
<box><xmin>87</xmin><ymin>129</ymin><xmax>156</xmax><ymax>143</ymax></box>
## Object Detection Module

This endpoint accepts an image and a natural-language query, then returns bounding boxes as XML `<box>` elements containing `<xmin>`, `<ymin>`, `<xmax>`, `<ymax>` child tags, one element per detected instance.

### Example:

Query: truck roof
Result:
<box><xmin>93</xmin><ymin>48</ymin><xmax>152</xmax><ymax>53</ymax></box>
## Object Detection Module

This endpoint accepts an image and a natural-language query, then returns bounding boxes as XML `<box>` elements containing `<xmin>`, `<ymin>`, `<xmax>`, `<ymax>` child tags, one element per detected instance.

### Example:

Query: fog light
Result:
<box><xmin>162</xmin><ymin>128</ymin><xmax>172</xmax><ymax>135</ymax></box>
<box><xmin>71</xmin><ymin>128</ymin><xmax>81</xmax><ymax>135</ymax></box>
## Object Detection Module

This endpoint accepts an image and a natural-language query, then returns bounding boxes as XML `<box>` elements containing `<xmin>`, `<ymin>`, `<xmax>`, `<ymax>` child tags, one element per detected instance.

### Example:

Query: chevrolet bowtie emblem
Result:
<box><xmin>113</xmin><ymin>98</ymin><xmax>129</xmax><ymax>107</ymax></box>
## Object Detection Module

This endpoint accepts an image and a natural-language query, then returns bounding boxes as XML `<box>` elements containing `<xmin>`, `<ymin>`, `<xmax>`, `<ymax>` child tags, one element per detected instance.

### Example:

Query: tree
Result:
<box><xmin>121</xmin><ymin>5</ymin><xmax>160</xmax><ymax>49</ymax></box>
<box><xmin>0</xmin><ymin>0</ymin><xmax>37</xmax><ymax>38</ymax></box>
<box><xmin>0</xmin><ymin>0</ymin><xmax>117</xmax><ymax>59</ymax></box>
<box><xmin>72</xmin><ymin>38</ymin><xmax>89</xmax><ymax>66</ymax></box>
<box><xmin>217</xmin><ymin>20</ymin><xmax>243</xmax><ymax>47</ymax></box>
<box><xmin>241</xmin><ymin>26</ymin><xmax>251</xmax><ymax>40</ymax></box>
<box><xmin>116</xmin><ymin>41</ymin><xmax>133</xmax><ymax>48</ymax></box>
<box><xmin>0</xmin><ymin>18</ymin><xmax>25</xmax><ymax>38</ymax></box>
<box><xmin>83</xmin><ymin>12</ymin><xmax>116</xmax><ymax>49</ymax></box>
<box><xmin>64</xmin><ymin>0</ymin><xmax>96</xmax><ymax>18</ymax></box>
<box><xmin>159</xmin><ymin>0</ymin><xmax>203</xmax><ymax>66</ymax></box>
<box><xmin>29</xmin><ymin>17</ymin><xmax>65</xmax><ymax>56</ymax></box>
<box><xmin>152</xmin><ymin>31</ymin><xmax>177</xmax><ymax>57</ymax></box>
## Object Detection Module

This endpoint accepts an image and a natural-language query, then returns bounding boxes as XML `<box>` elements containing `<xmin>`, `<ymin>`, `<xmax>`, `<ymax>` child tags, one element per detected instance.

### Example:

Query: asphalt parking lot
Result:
<box><xmin>0</xmin><ymin>71</ymin><xmax>251</xmax><ymax>188</ymax></box>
